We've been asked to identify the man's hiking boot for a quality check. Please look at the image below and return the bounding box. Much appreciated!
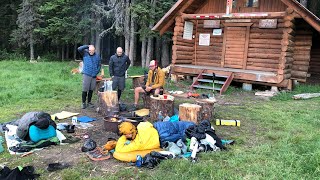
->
[87,102,94,108]
[82,103,87,109]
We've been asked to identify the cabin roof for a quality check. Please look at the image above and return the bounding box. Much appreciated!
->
[152,0,320,34]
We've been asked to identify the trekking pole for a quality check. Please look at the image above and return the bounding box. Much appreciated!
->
[212,73,216,94]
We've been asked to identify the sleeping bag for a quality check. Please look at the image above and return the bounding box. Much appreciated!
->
[115,122,160,153]
[153,121,195,144]
[16,112,56,140]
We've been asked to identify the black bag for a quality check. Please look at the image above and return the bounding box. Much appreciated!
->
[81,139,97,152]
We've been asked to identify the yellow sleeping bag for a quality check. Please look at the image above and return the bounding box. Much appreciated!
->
[113,148,162,162]
[114,121,161,162]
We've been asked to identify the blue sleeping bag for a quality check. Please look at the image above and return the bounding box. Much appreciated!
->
[29,125,57,143]
[153,121,195,143]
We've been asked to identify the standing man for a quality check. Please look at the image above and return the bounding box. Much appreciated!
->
[78,45,101,109]
[134,60,165,109]
[109,47,131,101]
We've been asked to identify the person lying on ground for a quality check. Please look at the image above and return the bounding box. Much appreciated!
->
[115,122,160,153]
[133,60,165,109]
[77,45,102,109]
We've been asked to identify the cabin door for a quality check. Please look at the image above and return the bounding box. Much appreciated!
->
[221,23,252,69]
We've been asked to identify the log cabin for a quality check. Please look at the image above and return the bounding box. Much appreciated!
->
[152,0,320,93]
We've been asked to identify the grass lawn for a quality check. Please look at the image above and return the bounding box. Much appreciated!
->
[0,60,319,179]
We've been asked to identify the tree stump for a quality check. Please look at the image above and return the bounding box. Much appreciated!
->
[179,103,202,124]
[196,100,215,121]
[131,76,144,89]
[149,95,174,121]
[142,94,151,109]
[97,91,119,117]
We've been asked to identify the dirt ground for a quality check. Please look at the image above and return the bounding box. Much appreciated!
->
[18,90,269,178]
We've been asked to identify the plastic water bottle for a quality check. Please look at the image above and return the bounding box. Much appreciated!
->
[0,136,4,153]
[72,116,78,125]
[103,80,107,92]
[136,155,143,167]
[158,111,164,121]
[163,116,170,122]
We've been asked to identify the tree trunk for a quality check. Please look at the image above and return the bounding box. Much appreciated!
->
[73,43,77,60]
[57,46,61,60]
[155,37,161,64]
[179,103,202,124]
[141,38,147,67]
[161,36,170,67]
[66,44,70,60]
[146,36,153,66]
[124,0,130,55]
[61,45,65,61]
[129,0,136,65]
[150,95,174,122]
[29,32,34,60]
[95,32,101,56]
[95,0,102,55]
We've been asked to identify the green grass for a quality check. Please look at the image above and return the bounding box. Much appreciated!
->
[0,60,320,179]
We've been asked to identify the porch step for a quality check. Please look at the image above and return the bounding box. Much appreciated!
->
[202,73,228,78]
[191,70,234,95]
[193,85,221,91]
[198,79,225,84]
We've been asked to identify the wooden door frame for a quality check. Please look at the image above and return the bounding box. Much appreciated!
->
[221,22,253,69]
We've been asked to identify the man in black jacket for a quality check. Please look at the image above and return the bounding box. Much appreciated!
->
[109,47,131,100]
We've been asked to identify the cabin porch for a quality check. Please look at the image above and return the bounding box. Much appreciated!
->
[173,64,290,87]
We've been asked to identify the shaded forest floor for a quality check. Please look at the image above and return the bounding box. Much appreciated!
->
[0,61,319,180]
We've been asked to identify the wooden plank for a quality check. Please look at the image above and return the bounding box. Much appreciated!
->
[249,43,281,49]
[247,53,280,59]
[226,44,246,48]
[246,62,279,69]
[247,58,279,64]
[225,54,244,59]
[249,39,281,45]
[246,66,278,72]
[249,33,283,39]
[248,48,282,54]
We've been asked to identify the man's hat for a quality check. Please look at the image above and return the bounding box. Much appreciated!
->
[149,60,157,67]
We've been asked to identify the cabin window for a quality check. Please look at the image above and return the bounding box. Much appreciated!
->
[245,0,259,7]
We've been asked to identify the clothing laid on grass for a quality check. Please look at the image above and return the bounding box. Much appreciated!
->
[185,120,227,150]
[115,122,160,153]
[5,124,65,155]
[0,166,40,180]
[9,137,60,153]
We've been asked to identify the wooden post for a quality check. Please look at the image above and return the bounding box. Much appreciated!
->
[179,103,202,124]
[149,95,174,121]
[194,20,198,65]
[97,91,119,117]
